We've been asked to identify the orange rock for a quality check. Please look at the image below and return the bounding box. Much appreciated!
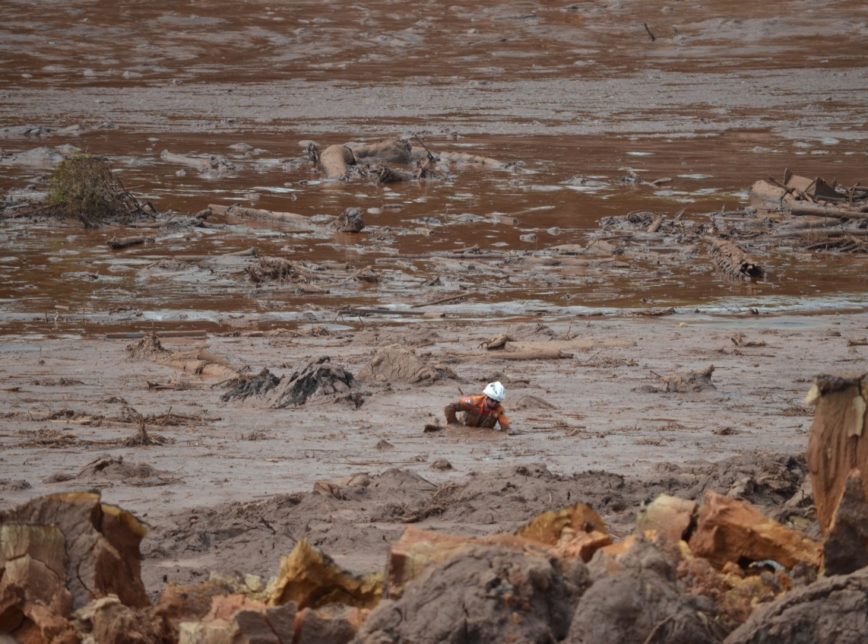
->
[688,491,821,570]
[635,494,697,542]
[266,539,381,610]
[552,527,612,562]
[516,503,606,546]
[385,526,549,598]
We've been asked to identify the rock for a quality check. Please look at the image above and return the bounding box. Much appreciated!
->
[357,344,455,385]
[266,539,381,610]
[294,605,367,644]
[73,595,162,644]
[688,491,821,570]
[178,595,296,643]
[0,492,149,609]
[724,566,868,643]
[517,503,612,562]
[358,544,589,644]
[823,470,868,575]
[0,524,76,642]
[335,207,365,233]
[635,494,697,542]
[565,564,724,644]
[805,374,868,533]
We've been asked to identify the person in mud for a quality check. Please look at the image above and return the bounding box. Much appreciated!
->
[444,381,511,432]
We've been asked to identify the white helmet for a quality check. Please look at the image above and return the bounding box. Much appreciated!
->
[482,381,505,402]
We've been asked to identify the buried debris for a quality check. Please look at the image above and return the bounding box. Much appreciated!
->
[270,357,359,408]
[650,364,716,393]
[246,256,301,284]
[305,135,511,184]
[334,207,365,233]
[357,344,456,385]
[221,368,281,402]
[706,237,764,280]
[43,154,154,228]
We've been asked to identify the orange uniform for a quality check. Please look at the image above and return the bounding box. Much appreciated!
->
[444,395,510,430]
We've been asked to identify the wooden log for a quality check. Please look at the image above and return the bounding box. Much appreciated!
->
[319,144,355,179]
[488,349,573,361]
[208,204,313,231]
[107,236,153,250]
[646,215,665,233]
[787,203,868,220]
[706,237,764,280]
[350,138,412,163]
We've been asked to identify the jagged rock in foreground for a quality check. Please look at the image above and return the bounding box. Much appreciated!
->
[567,541,725,644]
[724,566,868,644]
[356,544,589,644]
[688,491,821,570]
[805,373,868,533]
[0,492,149,610]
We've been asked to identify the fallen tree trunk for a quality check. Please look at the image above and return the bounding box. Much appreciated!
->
[107,236,153,250]
[350,138,412,163]
[705,237,764,280]
[208,204,313,231]
[487,349,574,361]
[788,203,868,220]
[319,144,355,179]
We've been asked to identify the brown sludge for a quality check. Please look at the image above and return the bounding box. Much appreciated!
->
[2,0,868,642]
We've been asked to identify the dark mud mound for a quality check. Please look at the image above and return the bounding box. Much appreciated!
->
[125,333,170,360]
[269,357,358,408]
[45,455,179,487]
[568,542,724,644]
[356,544,589,644]
[357,344,456,385]
[221,368,281,402]
[724,566,868,644]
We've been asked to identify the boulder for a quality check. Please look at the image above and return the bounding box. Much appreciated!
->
[724,566,868,643]
[517,503,612,562]
[688,492,821,570]
[266,539,381,610]
[0,524,76,642]
[294,605,367,644]
[824,470,868,575]
[805,374,868,533]
[0,492,149,609]
[635,495,697,542]
[565,566,724,644]
[358,544,589,644]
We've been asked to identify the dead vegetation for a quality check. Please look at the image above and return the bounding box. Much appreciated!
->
[44,154,154,227]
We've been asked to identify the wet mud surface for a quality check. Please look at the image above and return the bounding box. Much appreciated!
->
[1,0,867,619]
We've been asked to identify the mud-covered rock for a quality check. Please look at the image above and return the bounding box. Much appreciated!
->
[295,605,367,644]
[268,357,357,408]
[357,344,455,385]
[824,471,868,575]
[0,523,76,642]
[221,368,281,402]
[0,492,149,609]
[357,544,589,644]
[335,207,365,233]
[566,565,724,644]
[724,566,868,644]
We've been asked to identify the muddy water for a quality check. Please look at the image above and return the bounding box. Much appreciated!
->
[1,0,866,333]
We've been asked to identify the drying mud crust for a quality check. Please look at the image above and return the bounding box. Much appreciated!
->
[1,1,867,642]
